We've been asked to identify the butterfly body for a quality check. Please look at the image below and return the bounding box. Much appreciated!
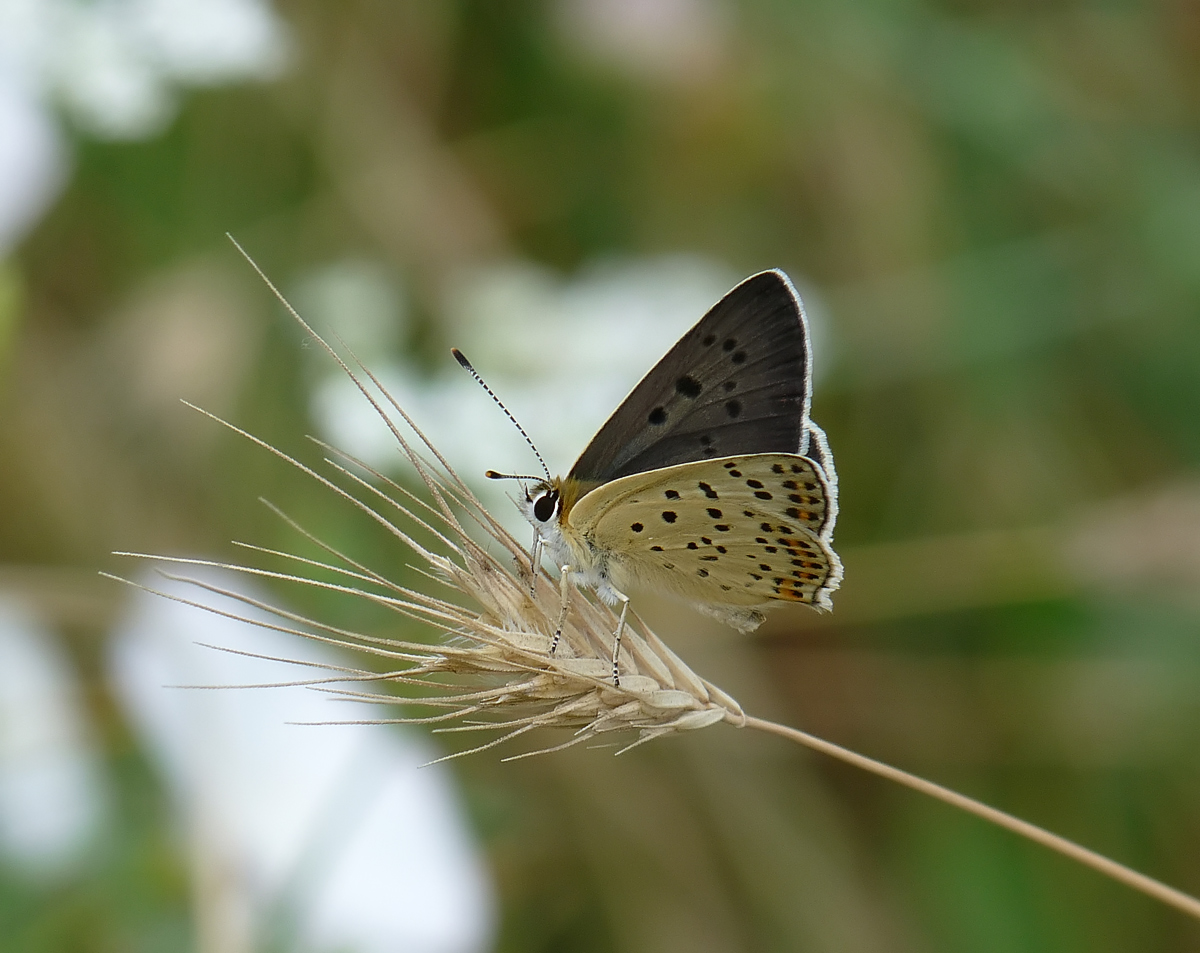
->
[511,269,842,634]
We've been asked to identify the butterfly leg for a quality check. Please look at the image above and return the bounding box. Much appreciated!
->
[610,588,630,687]
[529,532,543,596]
[549,564,573,656]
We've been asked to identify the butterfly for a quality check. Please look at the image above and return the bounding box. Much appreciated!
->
[459,269,841,680]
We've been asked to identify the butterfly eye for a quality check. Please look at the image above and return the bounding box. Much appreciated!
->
[533,490,559,522]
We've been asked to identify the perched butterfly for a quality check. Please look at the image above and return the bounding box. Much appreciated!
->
[456,270,841,679]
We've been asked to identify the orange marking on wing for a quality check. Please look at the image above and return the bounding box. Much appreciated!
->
[772,579,812,603]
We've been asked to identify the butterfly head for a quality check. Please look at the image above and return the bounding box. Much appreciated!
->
[522,480,563,526]
[512,477,571,569]
[513,476,595,571]
[485,467,577,552]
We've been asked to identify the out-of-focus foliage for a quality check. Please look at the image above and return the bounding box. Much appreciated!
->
[2,0,1200,950]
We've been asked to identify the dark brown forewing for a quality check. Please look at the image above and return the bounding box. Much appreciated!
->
[568,270,813,484]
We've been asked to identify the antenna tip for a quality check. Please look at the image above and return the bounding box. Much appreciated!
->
[451,348,473,370]
[484,470,503,479]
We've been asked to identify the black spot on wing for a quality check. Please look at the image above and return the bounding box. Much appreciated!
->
[675,375,702,398]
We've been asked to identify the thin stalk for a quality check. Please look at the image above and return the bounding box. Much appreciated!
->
[740,714,1200,922]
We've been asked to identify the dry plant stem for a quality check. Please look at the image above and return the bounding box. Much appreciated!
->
[740,714,1200,922]
[190,240,1194,918]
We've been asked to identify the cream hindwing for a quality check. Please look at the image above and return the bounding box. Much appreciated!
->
[569,454,842,610]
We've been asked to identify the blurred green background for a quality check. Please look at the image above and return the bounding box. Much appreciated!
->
[2,0,1200,950]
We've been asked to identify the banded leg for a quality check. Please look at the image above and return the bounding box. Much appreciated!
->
[610,588,630,687]
[549,564,572,656]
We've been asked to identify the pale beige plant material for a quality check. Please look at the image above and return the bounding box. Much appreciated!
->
[117,429,744,758]
[110,240,1200,922]
[112,251,744,761]
[120,401,744,760]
